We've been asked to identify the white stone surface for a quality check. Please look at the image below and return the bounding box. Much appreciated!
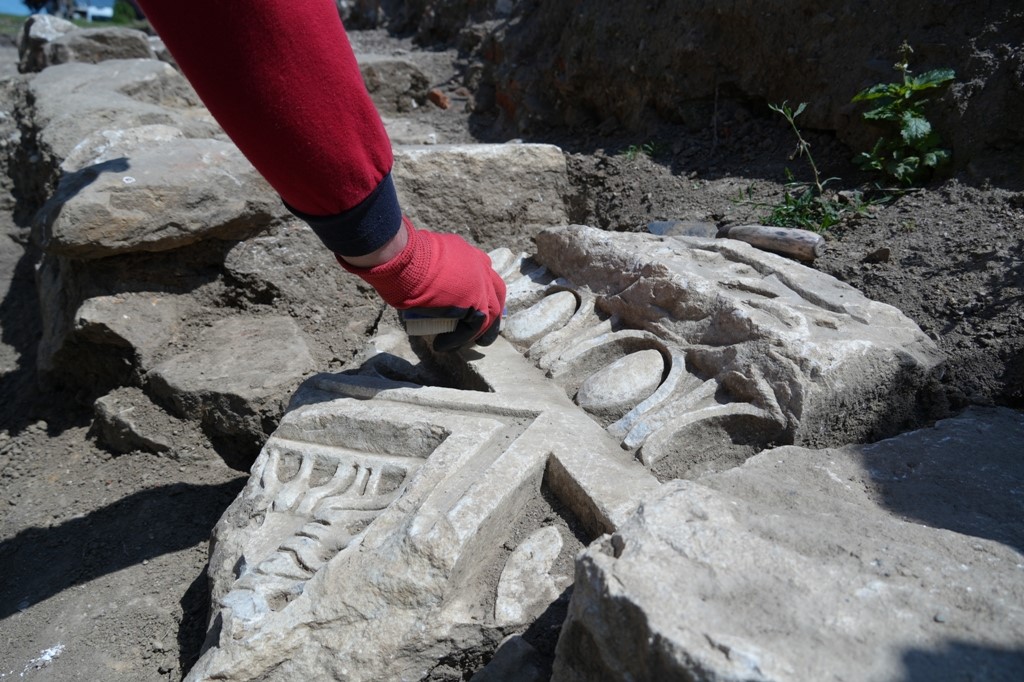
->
[504,290,578,346]
[575,348,665,420]
[553,407,1024,682]
[499,226,944,477]
[495,526,566,626]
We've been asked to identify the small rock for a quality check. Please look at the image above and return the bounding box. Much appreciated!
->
[427,88,451,109]
[862,247,891,264]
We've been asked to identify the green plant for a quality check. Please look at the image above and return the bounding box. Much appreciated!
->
[621,141,658,161]
[761,101,861,232]
[852,42,955,186]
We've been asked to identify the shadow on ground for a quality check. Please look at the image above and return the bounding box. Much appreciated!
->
[899,640,1024,681]
[0,479,245,621]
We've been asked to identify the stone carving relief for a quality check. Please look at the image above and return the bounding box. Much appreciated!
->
[187,226,941,680]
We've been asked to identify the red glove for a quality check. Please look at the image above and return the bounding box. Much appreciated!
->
[338,218,506,351]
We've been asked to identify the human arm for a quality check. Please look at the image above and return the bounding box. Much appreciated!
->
[135,0,504,347]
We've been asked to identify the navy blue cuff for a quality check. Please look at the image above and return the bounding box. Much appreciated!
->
[284,172,403,258]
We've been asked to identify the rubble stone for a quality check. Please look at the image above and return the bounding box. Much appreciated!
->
[93,386,211,460]
[16,14,76,73]
[23,26,155,73]
[358,54,429,113]
[36,137,285,259]
[147,316,317,457]
[392,143,570,252]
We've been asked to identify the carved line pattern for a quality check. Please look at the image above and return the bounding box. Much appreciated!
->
[491,248,786,463]
[224,440,422,619]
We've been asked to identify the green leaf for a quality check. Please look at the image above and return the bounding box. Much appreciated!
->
[852,83,897,102]
[793,102,807,117]
[900,113,932,145]
[863,102,900,122]
[911,68,956,90]
[922,148,951,168]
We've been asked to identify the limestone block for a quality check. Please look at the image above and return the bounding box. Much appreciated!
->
[392,143,570,252]
[186,334,660,681]
[93,386,212,460]
[493,226,944,478]
[24,26,155,73]
[16,14,76,74]
[35,137,285,258]
[358,54,429,113]
[28,59,212,167]
[74,292,186,365]
[147,316,317,457]
[552,407,1024,682]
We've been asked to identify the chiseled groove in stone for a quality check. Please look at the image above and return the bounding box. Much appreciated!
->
[528,293,600,364]
[504,289,579,346]
[309,372,547,419]
[608,350,690,439]
[504,263,556,310]
[621,379,719,449]
[490,246,777,467]
[637,401,779,468]
[238,445,419,597]
[547,329,669,395]
[487,247,521,278]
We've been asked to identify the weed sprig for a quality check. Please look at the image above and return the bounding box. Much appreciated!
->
[761,102,865,233]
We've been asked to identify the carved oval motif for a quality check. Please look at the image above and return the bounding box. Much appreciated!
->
[576,349,665,419]
[504,290,578,345]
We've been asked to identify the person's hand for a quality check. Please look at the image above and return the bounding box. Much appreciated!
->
[338,217,506,351]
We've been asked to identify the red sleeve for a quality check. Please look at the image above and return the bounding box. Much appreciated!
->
[136,0,401,255]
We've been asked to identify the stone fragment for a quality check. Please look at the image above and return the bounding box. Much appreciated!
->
[36,137,285,258]
[392,144,570,252]
[575,349,665,421]
[552,407,1024,682]
[23,26,155,73]
[185,225,949,680]
[16,14,76,73]
[93,386,210,460]
[494,526,566,627]
[186,335,660,681]
[147,316,317,458]
[501,226,944,477]
[74,292,188,371]
[358,54,428,113]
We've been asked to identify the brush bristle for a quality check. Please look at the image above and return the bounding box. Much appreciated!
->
[404,317,459,336]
